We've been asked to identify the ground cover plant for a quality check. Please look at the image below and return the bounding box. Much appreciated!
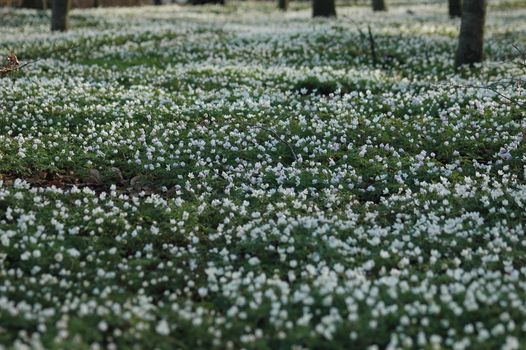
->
[1,0,526,348]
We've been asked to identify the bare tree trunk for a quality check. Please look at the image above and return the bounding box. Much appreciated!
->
[278,0,288,11]
[154,0,162,4]
[455,0,486,67]
[191,0,224,4]
[21,0,45,8]
[372,0,386,11]
[51,0,70,32]
[449,0,461,18]
[312,0,336,17]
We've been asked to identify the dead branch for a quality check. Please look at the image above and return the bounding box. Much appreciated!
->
[235,120,298,163]
[451,83,525,107]
[367,25,378,67]
[450,44,526,109]
[0,42,81,78]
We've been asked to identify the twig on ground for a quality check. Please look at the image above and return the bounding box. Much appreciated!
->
[0,42,81,77]
[343,16,381,67]
[367,25,378,67]
[235,120,298,163]
[451,83,525,107]
[511,44,526,69]
[450,44,526,109]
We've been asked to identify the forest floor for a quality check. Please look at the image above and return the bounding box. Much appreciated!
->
[1,1,526,348]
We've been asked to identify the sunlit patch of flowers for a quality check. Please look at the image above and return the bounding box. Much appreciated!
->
[1,1,526,348]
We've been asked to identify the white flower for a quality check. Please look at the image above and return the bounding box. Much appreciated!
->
[98,321,108,332]
[67,248,81,258]
[156,319,170,335]
[248,257,260,266]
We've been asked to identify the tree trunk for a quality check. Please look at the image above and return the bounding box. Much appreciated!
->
[455,0,486,67]
[191,0,225,4]
[51,0,70,32]
[154,0,162,4]
[21,0,45,8]
[312,0,336,17]
[372,0,386,12]
[278,0,288,11]
[449,0,462,18]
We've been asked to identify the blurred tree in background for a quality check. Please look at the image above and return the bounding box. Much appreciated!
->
[312,0,336,17]
[191,0,224,4]
[456,0,486,66]
[372,0,386,11]
[449,0,462,18]
[51,0,70,30]
[20,0,49,8]
[278,0,288,11]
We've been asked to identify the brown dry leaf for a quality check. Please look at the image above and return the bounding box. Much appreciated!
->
[0,52,20,77]
[6,53,20,68]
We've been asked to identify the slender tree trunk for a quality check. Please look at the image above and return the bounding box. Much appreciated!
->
[278,0,288,11]
[455,0,486,67]
[51,0,70,32]
[154,0,162,4]
[449,0,462,18]
[312,0,336,17]
[372,0,386,12]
